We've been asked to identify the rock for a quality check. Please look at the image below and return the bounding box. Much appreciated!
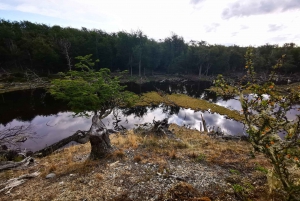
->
[46,173,56,179]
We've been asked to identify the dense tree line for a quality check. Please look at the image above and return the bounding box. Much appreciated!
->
[0,19,299,76]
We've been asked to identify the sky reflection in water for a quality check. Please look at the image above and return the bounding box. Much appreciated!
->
[1,82,299,152]
[1,106,245,152]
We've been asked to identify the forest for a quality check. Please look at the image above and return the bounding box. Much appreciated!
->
[0,19,300,77]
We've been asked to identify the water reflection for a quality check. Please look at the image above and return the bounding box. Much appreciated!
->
[215,96,242,111]
[1,104,245,151]
[1,81,298,151]
[124,81,216,100]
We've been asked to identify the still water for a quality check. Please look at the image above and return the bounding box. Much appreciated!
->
[0,81,245,151]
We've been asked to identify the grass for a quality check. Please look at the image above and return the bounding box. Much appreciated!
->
[135,91,244,122]
[0,124,295,201]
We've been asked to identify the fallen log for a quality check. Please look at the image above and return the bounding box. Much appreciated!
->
[0,157,34,171]
[34,130,89,157]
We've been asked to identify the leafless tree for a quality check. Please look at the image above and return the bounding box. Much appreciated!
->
[0,124,36,147]
[58,39,72,71]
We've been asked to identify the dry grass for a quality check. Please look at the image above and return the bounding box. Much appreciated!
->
[0,125,286,201]
[110,149,126,159]
[111,130,141,149]
[133,154,142,163]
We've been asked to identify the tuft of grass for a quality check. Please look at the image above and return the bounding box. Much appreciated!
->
[111,149,126,159]
[230,169,241,175]
[255,164,268,174]
[195,153,206,163]
[48,163,57,173]
[168,149,177,160]
[94,173,104,181]
[232,184,244,193]
[111,131,142,149]
[133,154,142,163]
[188,152,198,159]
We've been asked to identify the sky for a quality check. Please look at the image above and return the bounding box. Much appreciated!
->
[0,0,300,46]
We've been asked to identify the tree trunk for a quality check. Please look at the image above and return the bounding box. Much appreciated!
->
[88,114,112,159]
[35,114,112,159]
[138,59,141,77]
[198,64,202,78]
[59,39,72,71]
[129,56,133,77]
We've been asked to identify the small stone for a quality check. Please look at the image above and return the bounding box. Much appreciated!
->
[46,173,56,179]
[59,181,64,185]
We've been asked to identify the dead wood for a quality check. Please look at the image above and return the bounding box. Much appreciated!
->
[0,171,40,194]
[34,130,89,157]
[0,157,34,171]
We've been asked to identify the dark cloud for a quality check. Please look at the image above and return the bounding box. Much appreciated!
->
[222,0,300,19]
[205,23,220,33]
[190,0,206,5]
[268,24,284,32]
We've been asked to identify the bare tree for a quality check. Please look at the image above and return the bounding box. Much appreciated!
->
[58,39,72,71]
[0,124,36,147]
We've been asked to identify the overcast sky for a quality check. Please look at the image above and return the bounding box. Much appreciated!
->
[1,0,300,46]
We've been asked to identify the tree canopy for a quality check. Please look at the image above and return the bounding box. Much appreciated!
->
[1,19,300,76]
[49,55,134,117]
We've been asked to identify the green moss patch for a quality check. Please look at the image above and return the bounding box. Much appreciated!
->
[135,92,243,122]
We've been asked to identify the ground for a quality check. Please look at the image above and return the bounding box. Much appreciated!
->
[0,125,289,201]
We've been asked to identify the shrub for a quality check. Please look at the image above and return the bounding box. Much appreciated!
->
[214,47,300,200]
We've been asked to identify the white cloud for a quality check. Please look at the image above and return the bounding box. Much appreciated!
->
[0,0,299,46]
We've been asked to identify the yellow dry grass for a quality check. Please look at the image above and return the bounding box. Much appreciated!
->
[0,125,288,201]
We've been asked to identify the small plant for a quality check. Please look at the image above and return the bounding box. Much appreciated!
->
[195,153,206,163]
[232,184,244,193]
[230,169,240,175]
[255,164,268,174]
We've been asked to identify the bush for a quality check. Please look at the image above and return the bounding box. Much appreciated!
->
[214,47,300,200]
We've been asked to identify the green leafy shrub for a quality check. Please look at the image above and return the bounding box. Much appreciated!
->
[214,47,300,200]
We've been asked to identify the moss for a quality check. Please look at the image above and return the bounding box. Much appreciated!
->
[134,91,167,106]
[135,92,244,122]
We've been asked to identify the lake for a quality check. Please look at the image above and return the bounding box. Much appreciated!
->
[0,81,247,151]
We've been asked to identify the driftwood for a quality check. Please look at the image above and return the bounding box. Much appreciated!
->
[0,171,40,194]
[134,118,177,139]
[0,157,34,171]
[34,130,89,157]
[207,128,248,141]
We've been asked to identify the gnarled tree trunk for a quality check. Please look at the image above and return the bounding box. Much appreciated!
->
[35,114,113,159]
[88,114,112,159]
